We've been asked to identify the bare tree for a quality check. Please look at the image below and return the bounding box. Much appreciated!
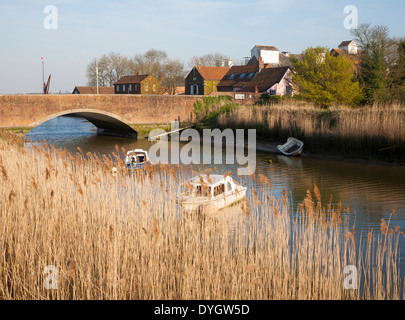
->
[87,52,131,86]
[187,53,230,68]
[129,49,168,79]
[129,49,186,94]
[86,49,186,94]
[162,58,186,94]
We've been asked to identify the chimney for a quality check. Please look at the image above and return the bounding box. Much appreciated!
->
[258,56,264,70]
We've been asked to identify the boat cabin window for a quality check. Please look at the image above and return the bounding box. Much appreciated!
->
[213,183,225,197]
[195,185,211,197]
[227,182,233,192]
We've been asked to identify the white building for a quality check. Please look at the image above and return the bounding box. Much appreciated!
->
[250,45,280,65]
[338,40,358,55]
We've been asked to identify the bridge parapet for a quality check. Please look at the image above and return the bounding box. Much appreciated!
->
[0,94,201,137]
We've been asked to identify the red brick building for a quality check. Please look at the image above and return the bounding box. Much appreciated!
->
[114,75,161,94]
[185,66,230,95]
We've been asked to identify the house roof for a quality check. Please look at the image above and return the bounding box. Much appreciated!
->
[114,75,151,84]
[195,66,230,80]
[217,64,260,88]
[254,45,279,51]
[73,86,114,94]
[330,48,362,61]
[237,66,290,92]
[338,40,356,47]
[270,53,303,68]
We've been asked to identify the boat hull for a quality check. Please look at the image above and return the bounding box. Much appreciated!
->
[277,137,304,156]
[177,187,247,213]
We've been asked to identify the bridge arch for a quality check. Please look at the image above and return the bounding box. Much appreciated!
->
[29,109,138,138]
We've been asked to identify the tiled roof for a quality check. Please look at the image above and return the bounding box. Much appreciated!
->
[238,66,290,92]
[330,48,362,62]
[216,64,259,89]
[195,66,230,80]
[73,86,114,94]
[338,40,355,47]
[270,53,303,68]
[114,75,150,84]
[254,45,279,51]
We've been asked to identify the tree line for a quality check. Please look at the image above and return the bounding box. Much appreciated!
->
[86,50,230,95]
[290,23,405,106]
[87,23,404,105]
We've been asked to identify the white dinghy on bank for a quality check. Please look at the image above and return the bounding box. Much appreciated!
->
[277,137,304,156]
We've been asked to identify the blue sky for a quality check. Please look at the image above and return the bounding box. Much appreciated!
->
[1,0,404,94]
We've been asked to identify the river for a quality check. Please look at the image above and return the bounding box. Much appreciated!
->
[26,116,405,272]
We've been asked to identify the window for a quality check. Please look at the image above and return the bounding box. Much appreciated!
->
[227,182,233,192]
[122,85,126,92]
[153,84,156,91]
[269,89,276,96]
[213,184,225,197]
[135,84,138,91]
[116,85,119,92]
[286,86,292,95]
[229,73,236,79]
[247,72,255,79]
[129,84,132,91]
[144,84,148,91]
[238,73,246,79]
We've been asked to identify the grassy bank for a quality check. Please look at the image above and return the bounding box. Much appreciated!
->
[2,127,32,136]
[214,102,405,163]
[0,129,403,299]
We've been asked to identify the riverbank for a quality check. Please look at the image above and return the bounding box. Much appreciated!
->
[1,126,32,136]
[196,99,405,165]
[253,138,405,167]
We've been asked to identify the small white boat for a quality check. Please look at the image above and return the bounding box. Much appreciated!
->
[277,137,304,156]
[125,149,149,170]
[176,174,247,212]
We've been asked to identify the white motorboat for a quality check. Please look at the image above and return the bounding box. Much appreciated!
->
[277,137,304,156]
[125,149,149,170]
[176,174,247,212]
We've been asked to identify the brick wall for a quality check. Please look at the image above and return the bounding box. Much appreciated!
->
[0,94,202,128]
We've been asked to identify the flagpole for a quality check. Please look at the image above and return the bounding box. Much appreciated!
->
[95,57,99,95]
[41,57,44,93]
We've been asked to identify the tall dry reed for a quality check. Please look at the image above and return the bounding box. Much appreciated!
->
[0,130,403,299]
[217,102,405,162]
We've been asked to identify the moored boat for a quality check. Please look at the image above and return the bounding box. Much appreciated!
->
[125,149,149,170]
[176,174,247,212]
[277,137,304,156]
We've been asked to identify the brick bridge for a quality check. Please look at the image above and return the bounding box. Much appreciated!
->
[0,94,203,138]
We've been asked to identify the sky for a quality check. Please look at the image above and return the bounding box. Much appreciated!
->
[1,0,404,94]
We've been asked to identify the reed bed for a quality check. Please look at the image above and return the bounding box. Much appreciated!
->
[217,102,405,162]
[0,130,403,299]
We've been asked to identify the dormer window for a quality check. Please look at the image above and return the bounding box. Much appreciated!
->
[238,73,246,79]
[229,73,236,79]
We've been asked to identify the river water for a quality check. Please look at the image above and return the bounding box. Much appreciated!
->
[26,116,405,272]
